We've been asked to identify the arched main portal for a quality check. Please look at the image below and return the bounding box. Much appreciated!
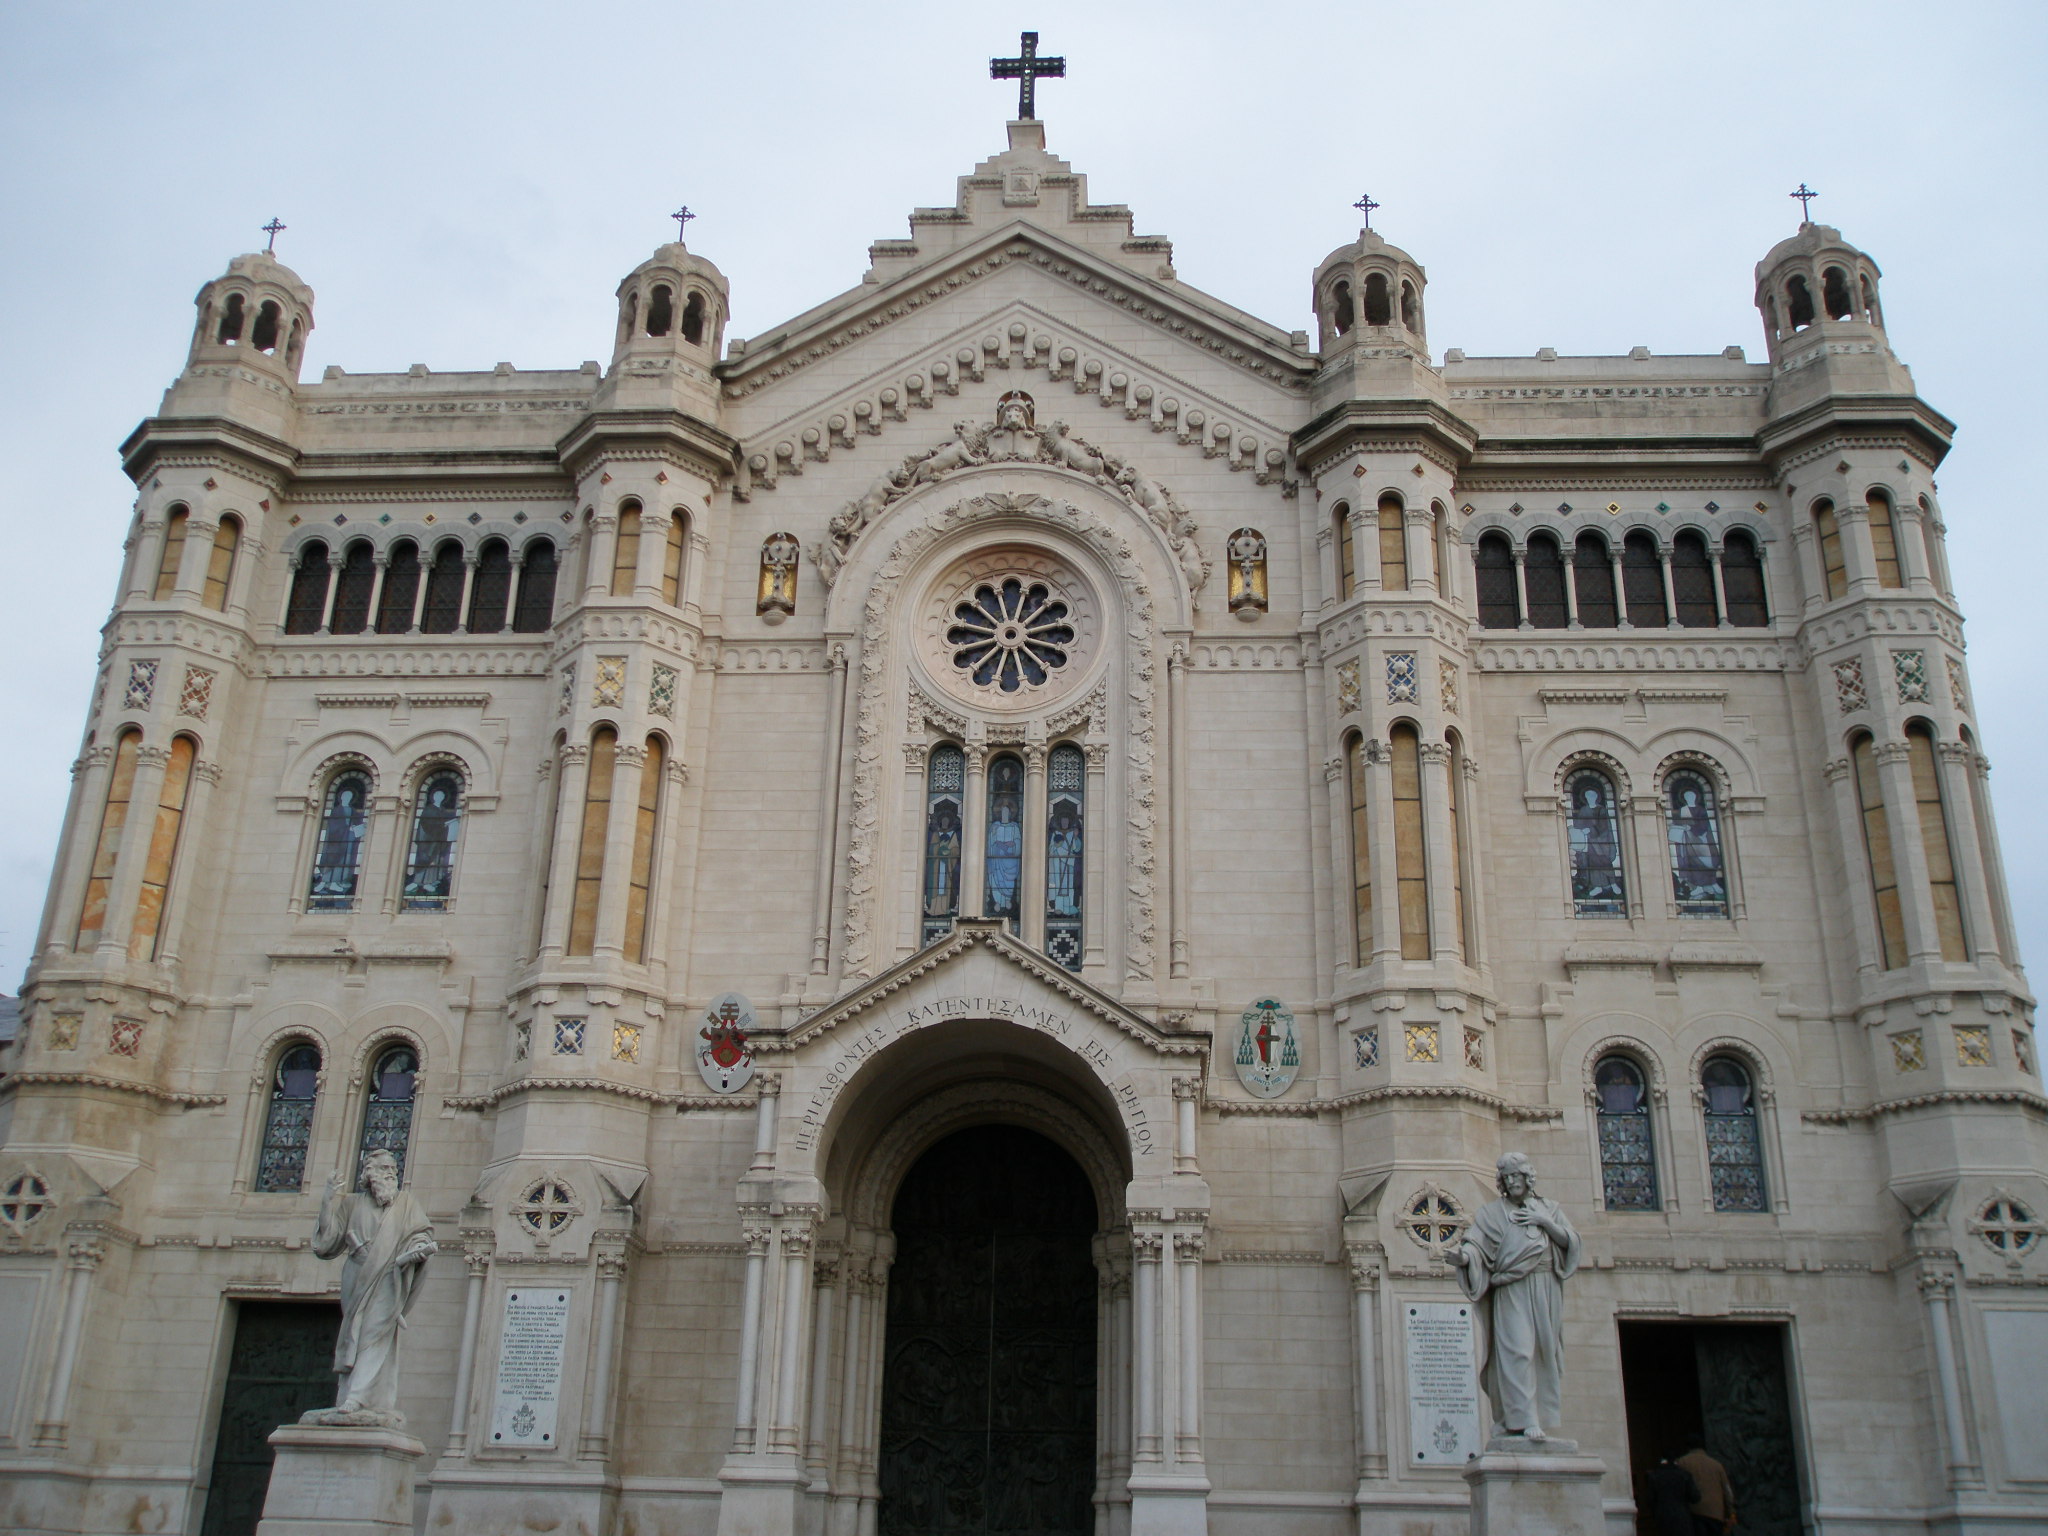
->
[879,1124,1098,1535]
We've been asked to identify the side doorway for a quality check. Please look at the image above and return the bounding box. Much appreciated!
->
[1618,1320,1805,1536]
[199,1300,341,1536]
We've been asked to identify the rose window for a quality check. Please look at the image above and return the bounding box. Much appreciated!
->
[947,578,1075,693]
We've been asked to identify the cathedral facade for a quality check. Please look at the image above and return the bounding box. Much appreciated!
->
[0,112,2042,1536]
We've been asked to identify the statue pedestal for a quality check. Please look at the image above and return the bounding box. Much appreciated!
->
[255,1423,425,1536]
[1462,1439,1607,1536]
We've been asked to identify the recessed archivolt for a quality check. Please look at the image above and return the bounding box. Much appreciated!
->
[1581,1031,1669,1103]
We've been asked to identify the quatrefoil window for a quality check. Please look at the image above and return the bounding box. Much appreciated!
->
[947,578,1074,693]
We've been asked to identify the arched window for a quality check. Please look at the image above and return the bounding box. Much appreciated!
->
[1573,532,1618,627]
[285,543,332,633]
[130,734,196,960]
[1850,733,1905,970]
[377,541,421,632]
[1331,280,1354,335]
[251,300,281,353]
[1865,490,1904,589]
[1524,533,1568,628]
[1428,504,1446,590]
[1701,1056,1768,1212]
[216,293,246,344]
[1565,766,1626,917]
[1621,532,1665,627]
[1391,723,1429,959]
[1474,533,1519,628]
[1665,769,1729,917]
[1345,733,1373,967]
[76,728,142,948]
[1721,531,1769,625]
[329,541,377,634]
[467,538,512,633]
[1906,721,1968,960]
[1822,266,1854,321]
[308,768,372,911]
[1334,503,1356,599]
[254,1043,321,1192]
[356,1044,418,1182]
[1400,280,1418,330]
[984,754,1024,931]
[1671,531,1717,626]
[154,507,189,599]
[625,735,665,963]
[512,539,558,632]
[202,515,241,611]
[611,503,642,596]
[1594,1056,1659,1211]
[568,727,617,956]
[1045,743,1085,971]
[1786,274,1815,330]
[681,291,707,345]
[661,515,686,606]
[1446,732,1469,961]
[645,284,674,337]
[1378,496,1409,592]
[420,541,465,633]
[921,744,965,946]
[1363,272,1392,326]
[401,767,463,911]
[1813,500,1847,600]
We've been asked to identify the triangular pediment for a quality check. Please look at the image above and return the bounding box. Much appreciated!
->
[781,920,1205,1059]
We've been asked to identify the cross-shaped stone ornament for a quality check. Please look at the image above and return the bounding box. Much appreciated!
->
[990,31,1065,120]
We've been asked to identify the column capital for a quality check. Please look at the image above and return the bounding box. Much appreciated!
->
[596,1249,630,1282]
[1822,757,1852,784]
[1172,1230,1206,1261]
[1873,740,1913,767]
[1343,1241,1382,1292]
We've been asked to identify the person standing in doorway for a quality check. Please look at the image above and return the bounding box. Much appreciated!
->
[1643,1452,1700,1536]
[1677,1442,1737,1534]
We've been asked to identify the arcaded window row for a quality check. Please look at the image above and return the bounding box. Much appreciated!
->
[1471,528,1769,630]
[1593,1051,1769,1213]
[255,1039,418,1194]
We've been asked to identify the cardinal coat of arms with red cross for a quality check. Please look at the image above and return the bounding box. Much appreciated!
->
[1232,997,1299,1099]
[697,992,756,1094]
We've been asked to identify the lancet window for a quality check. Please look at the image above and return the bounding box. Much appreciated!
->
[661,516,687,606]
[130,734,196,960]
[202,515,241,612]
[1045,744,1085,970]
[421,541,465,633]
[1721,531,1768,625]
[1664,768,1729,918]
[377,541,421,632]
[1565,765,1626,917]
[921,745,965,946]
[1334,503,1356,599]
[76,728,141,948]
[1813,500,1847,600]
[512,539,558,632]
[254,1042,321,1193]
[1475,533,1518,627]
[1572,532,1618,627]
[1446,732,1470,961]
[1850,732,1905,969]
[154,508,189,599]
[1594,1055,1660,1211]
[1672,532,1718,626]
[1621,531,1664,627]
[1345,733,1373,967]
[1701,1056,1768,1212]
[283,541,331,633]
[1378,496,1409,592]
[1906,721,1968,960]
[1866,490,1904,589]
[568,727,617,956]
[401,768,463,911]
[625,735,665,963]
[467,538,512,632]
[984,754,1025,931]
[356,1044,418,1182]
[308,767,372,911]
[611,503,642,597]
[330,541,376,634]
[1390,723,1429,959]
[1524,533,1568,627]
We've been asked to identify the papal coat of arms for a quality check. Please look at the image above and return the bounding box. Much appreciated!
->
[697,993,756,1094]
[1233,997,1299,1098]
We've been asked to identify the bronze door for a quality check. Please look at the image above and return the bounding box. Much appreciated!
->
[200,1301,341,1536]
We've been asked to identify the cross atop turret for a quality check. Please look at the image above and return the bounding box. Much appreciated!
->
[990,31,1065,120]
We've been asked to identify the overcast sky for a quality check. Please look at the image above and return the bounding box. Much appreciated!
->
[0,2,2041,993]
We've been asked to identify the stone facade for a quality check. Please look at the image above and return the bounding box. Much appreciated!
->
[0,117,2042,1536]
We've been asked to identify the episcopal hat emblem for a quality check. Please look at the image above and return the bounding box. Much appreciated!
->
[697,992,756,1094]
[1233,997,1299,1098]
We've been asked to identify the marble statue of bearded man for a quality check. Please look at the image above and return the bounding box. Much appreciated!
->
[1448,1151,1582,1442]
[306,1148,437,1425]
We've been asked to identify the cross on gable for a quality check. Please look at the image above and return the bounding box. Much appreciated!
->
[990,31,1065,121]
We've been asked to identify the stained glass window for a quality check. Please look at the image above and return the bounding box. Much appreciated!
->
[947,579,1073,693]
[1474,533,1519,628]
[1565,767,1626,917]
[1672,532,1718,626]
[1524,533,1568,628]
[1346,734,1372,967]
[1813,500,1847,600]
[1866,490,1903,589]
[1045,744,1085,971]
[202,515,240,612]
[662,516,687,606]
[1721,531,1769,626]
[77,729,141,949]
[568,728,617,956]
[1377,496,1408,591]
[611,503,642,596]
[155,506,189,599]
[1907,722,1969,961]
[255,1043,321,1193]
[1446,735,1469,960]
[1335,504,1356,599]
[1851,733,1905,970]
[402,769,463,911]
[130,735,196,960]
[356,1044,417,1183]
[1702,1056,1768,1212]
[1594,1056,1659,1211]
[1573,532,1618,627]
[625,736,664,962]
[1391,724,1430,960]
[283,540,331,633]
[466,538,512,633]
[307,769,372,911]
[984,754,1024,931]
[921,745,964,947]
[329,541,376,634]
[420,541,465,633]
[1665,770,1729,917]
[1621,532,1665,627]
[512,539,557,632]
[377,541,421,632]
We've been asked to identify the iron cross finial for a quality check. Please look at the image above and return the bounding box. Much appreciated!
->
[1790,183,1818,225]
[1352,193,1380,229]
[671,205,695,241]
[261,217,287,254]
[990,31,1066,121]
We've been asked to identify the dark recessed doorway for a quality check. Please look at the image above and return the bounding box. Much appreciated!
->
[878,1123,1099,1536]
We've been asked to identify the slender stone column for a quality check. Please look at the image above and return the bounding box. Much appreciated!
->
[1083,744,1108,970]
[732,1217,772,1453]
[1512,549,1532,630]
[408,556,429,632]
[1658,549,1679,627]
[32,1237,104,1448]
[1562,554,1582,628]
[1609,548,1631,628]
[1345,1244,1385,1478]
[1710,547,1732,628]
[444,1243,491,1455]
[591,742,647,960]
[960,746,988,921]
[1167,644,1191,977]
[1172,1227,1204,1464]
[898,742,928,958]
[1131,1225,1163,1464]
[1023,744,1050,951]
[770,1224,815,1452]
[857,1240,895,1536]
[751,1074,780,1172]
[584,516,618,603]
[1919,1271,1982,1487]
[1407,508,1439,596]
[537,743,590,962]
[805,1252,840,1479]
[1420,742,1462,965]
[452,553,479,634]
[154,759,221,967]
[579,1249,628,1458]
[1172,1078,1200,1175]
[1874,739,1944,965]
[317,551,344,632]
[365,553,390,633]
[1820,757,1884,977]
[833,1251,868,1509]
[43,745,114,958]
[1937,741,2001,963]
[811,644,851,973]
[94,744,170,960]
[1323,754,1356,974]
[1352,504,1380,591]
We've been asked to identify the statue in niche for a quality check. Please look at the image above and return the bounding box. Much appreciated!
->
[1448,1152,1582,1444]
[758,531,800,621]
[1227,527,1268,616]
[987,390,1039,460]
[304,1149,437,1426]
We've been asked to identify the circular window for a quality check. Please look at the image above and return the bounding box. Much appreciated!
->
[1401,1186,1466,1255]
[1972,1195,2044,1257]
[0,1173,52,1236]
[947,577,1074,692]
[920,547,1098,710]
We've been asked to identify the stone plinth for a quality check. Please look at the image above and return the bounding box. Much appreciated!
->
[1462,1440,1606,1536]
[255,1423,426,1536]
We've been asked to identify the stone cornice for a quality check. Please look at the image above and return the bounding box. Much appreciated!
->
[0,1071,227,1108]
[120,416,301,488]
[441,1075,758,1112]
[555,408,741,486]
[1757,393,1955,471]
[1291,399,1478,477]
[1209,1083,1564,1121]
[1802,1088,2048,1125]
